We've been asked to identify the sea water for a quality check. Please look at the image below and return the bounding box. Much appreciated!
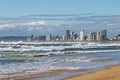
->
[0,41,120,79]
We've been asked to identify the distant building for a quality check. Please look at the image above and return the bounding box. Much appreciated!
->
[92,32,97,41]
[39,36,46,41]
[27,35,46,42]
[80,29,84,41]
[71,31,74,41]
[101,30,107,40]
[96,32,101,41]
[27,34,34,41]
[46,34,52,41]
[62,35,66,41]
[117,34,120,40]
[74,34,78,41]
[66,30,71,41]
[55,35,60,41]
[87,32,93,41]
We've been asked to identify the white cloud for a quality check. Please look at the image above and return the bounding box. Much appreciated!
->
[0,14,120,36]
[107,24,114,26]
[0,24,15,30]
[28,27,34,31]
[24,21,46,26]
[0,20,47,30]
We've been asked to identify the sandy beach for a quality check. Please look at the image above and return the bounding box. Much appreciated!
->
[64,65,120,80]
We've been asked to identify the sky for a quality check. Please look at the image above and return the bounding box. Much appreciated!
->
[0,0,120,37]
[0,0,120,17]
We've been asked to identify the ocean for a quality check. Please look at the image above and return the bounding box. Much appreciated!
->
[0,41,120,79]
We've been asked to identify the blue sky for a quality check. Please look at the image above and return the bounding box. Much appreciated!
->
[0,0,120,17]
[0,0,120,37]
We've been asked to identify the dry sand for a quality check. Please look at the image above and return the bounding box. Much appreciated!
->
[64,66,120,80]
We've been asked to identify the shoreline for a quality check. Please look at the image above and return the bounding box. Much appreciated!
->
[1,61,120,80]
[63,65,120,80]
[1,65,120,80]
[0,69,84,80]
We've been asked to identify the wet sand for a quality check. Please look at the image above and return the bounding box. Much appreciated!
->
[0,69,83,80]
[64,65,120,80]
[1,66,120,80]
[1,57,120,80]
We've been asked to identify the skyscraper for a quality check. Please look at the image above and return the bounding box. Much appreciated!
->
[71,31,74,41]
[62,35,66,41]
[46,34,52,41]
[92,32,97,41]
[101,30,107,40]
[96,32,101,41]
[80,29,84,41]
[87,32,93,41]
[66,30,71,41]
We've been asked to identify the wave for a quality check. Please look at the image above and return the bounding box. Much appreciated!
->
[0,41,120,60]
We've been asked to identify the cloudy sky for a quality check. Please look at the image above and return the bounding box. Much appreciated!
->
[0,0,120,37]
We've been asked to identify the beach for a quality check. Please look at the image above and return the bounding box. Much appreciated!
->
[1,65,120,80]
[64,65,120,80]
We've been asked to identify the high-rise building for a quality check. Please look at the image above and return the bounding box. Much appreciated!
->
[66,30,71,41]
[71,31,74,41]
[92,32,97,41]
[46,34,52,41]
[80,29,84,41]
[117,34,120,40]
[87,32,93,41]
[62,35,66,41]
[101,30,107,40]
[96,32,101,41]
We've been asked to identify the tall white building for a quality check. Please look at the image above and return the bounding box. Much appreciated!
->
[80,30,84,41]
[96,32,101,41]
[46,34,52,41]
[62,35,66,41]
[87,32,93,41]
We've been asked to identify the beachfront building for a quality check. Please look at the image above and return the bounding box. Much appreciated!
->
[96,32,101,41]
[117,34,120,40]
[66,30,71,41]
[71,31,74,41]
[62,35,66,41]
[46,34,52,41]
[92,32,97,41]
[101,29,107,40]
[86,30,107,42]
[87,32,93,41]
[80,30,84,41]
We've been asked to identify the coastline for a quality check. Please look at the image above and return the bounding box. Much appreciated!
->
[63,65,120,80]
[0,69,83,80]
[1,56,120,80]
[1,65,120,80]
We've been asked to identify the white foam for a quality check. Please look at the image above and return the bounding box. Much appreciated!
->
[0,41,120,52]
[0,41,120,78]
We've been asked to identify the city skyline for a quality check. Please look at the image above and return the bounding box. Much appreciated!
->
[0,0,120,37]
[26,29,119,42]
